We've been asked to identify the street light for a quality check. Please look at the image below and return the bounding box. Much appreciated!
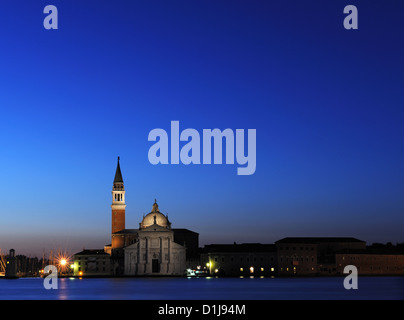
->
[206,261,212,275]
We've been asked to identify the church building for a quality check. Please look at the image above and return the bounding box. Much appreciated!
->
[123,200,187,275]
[97,157,198,276]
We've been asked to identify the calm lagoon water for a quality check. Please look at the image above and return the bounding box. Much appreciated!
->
[0,276,403,300]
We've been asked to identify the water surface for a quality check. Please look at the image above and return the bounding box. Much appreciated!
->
[0,276,403,300]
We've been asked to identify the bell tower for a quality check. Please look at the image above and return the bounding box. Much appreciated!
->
[111,156,126,248]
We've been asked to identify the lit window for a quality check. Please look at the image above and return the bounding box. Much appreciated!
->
[271,268,274,272]
[260,268,264,272]
[250,266,254,273]
[240,268,243,272]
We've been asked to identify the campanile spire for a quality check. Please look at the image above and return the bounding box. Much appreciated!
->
[111,156,126,247]
[114,156,124,186]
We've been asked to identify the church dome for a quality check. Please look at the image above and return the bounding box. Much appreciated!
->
[140,200,171,229]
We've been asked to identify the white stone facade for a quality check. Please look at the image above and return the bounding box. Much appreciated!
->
[124,225,186,276]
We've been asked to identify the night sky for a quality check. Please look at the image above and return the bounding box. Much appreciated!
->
[0,1,403,256]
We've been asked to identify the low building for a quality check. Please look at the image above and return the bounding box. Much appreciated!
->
[276,241,318,275]
[201,243,277,277]
[275,237,366,275]
[336,248,404,275]
[72,250,112,277]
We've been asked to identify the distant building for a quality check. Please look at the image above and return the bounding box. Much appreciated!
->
[5,249,18,279]
[336,246,404,275]
[201,243,277,276]
[275,237,366,275]
[274,237,404,276]
[198,239,404,277]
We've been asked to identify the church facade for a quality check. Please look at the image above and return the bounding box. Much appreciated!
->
[123,204,186,275]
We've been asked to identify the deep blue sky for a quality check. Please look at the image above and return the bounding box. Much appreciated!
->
[0,1,403,256]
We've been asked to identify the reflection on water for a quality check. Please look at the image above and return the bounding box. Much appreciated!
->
[0,276,403,300]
